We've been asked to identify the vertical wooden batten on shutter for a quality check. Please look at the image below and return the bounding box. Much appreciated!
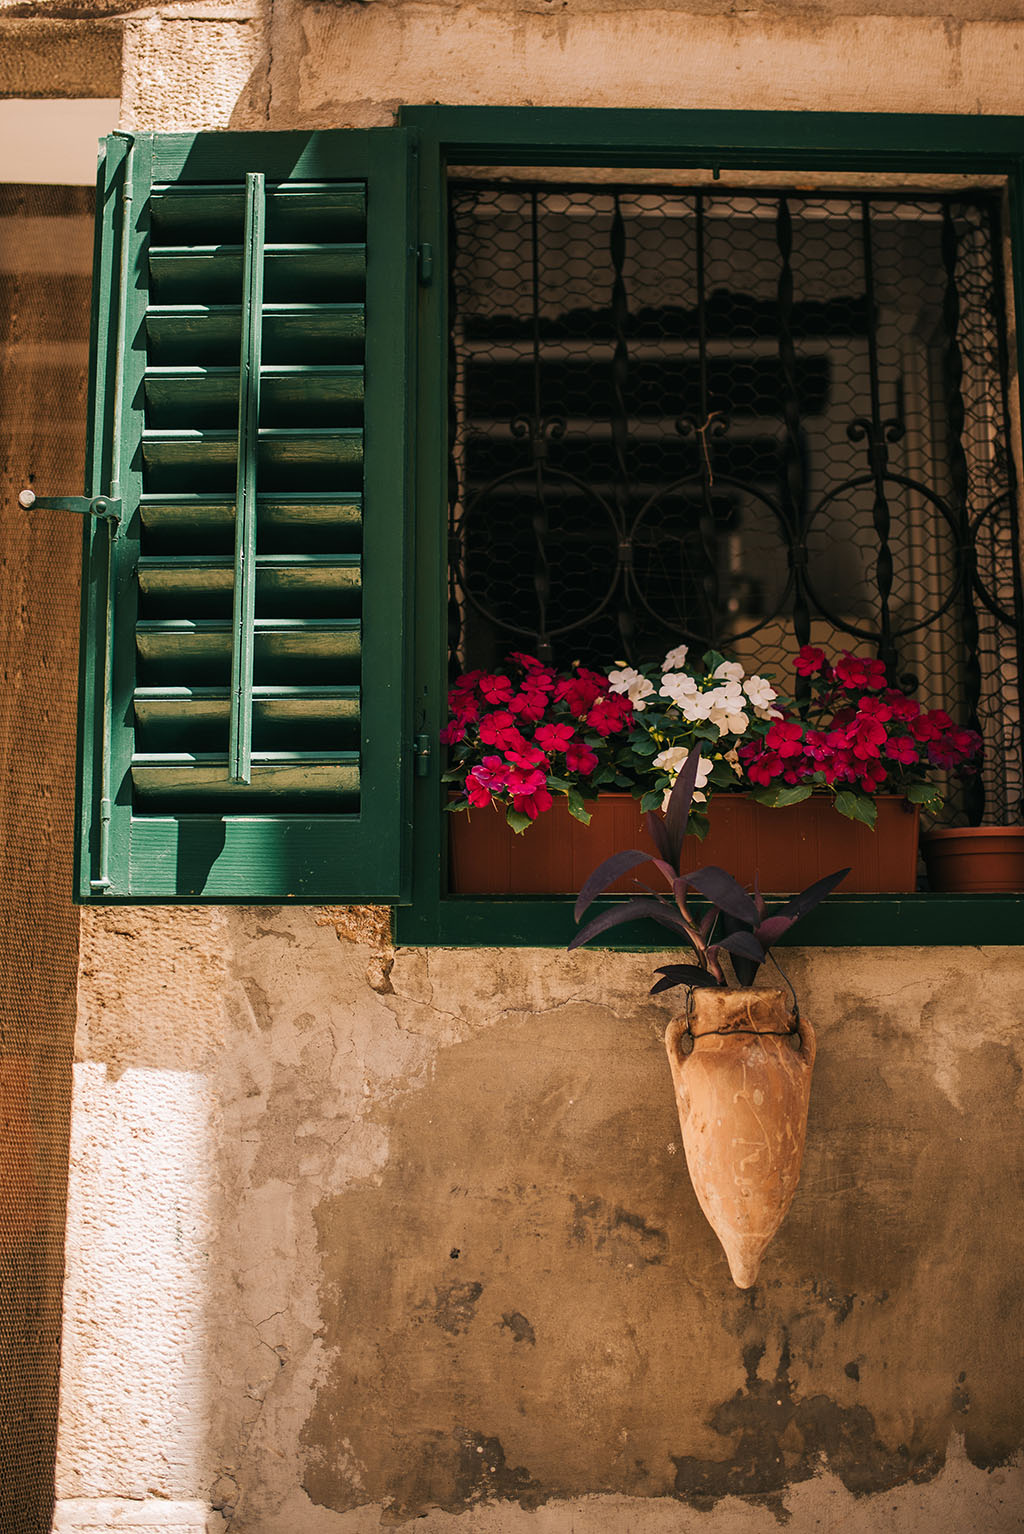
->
[78,131,414,899]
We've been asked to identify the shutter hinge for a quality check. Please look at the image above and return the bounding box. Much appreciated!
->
[414,733,432,776]
[417,243,434,285]
[19,489,122,530]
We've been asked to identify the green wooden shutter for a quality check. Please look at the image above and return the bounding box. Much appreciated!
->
[76,130,414,900]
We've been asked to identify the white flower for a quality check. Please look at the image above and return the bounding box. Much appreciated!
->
[713,660,745,684]
[742,673,783,722]
[743,674,777,709]
[663,643,690,671]
[660,672,700,706]
[703,684,749,736]
[709,706,750,737]
[609,666,656,711]
[654,746,713,810]
[607,665,638,695]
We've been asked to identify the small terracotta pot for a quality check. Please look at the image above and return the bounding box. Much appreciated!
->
[921,826,1024,892]
[665,988,815,1289]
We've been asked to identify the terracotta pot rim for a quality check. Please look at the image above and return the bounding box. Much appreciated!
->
[687,986,797,1037]
[922,826,1024,842]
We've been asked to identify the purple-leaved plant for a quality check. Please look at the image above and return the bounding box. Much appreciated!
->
[568,742,849,992]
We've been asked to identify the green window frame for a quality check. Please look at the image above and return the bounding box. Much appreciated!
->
[74,108,1024,940]
[395,106,1024,947]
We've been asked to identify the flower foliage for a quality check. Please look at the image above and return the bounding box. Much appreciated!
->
[738,645,984,827]
[441,653,634,832]
[442,641,984,834]
[606,643,783,833]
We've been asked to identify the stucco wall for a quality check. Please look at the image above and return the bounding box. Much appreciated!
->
[1,0,1022,1529]
[55,913,1024,1531]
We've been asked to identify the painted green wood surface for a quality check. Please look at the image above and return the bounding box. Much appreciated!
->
[79,128,415,899]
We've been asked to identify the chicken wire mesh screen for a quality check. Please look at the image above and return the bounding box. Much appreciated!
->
[0,183,89,1533]
[447,180,1024,826]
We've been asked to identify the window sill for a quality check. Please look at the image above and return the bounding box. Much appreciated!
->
[394,893,1024,948]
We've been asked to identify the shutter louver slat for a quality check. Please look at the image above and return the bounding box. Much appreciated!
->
[131,166,371,813]
[228,169,264,784]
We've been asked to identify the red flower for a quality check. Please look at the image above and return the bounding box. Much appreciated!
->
[478,712,527,752]
[848,716,888,760]
[586,696,632,737]
[466,755,508,806]
[858,696,893,724]
[439,720,466,745]
[479,673,514,705]
[884,736,919,764]
[835,653,887,692]
[509,686,550,721]
[535,722,575,753]
[794,645,827,676]
[452,670,483,694]
[766,720,805,758]
[565,742,598,775]
[883,689,921,721]
[554,675,602,715]
[504,742,549,771]
[508,653,556,685]
[928,727,983,769]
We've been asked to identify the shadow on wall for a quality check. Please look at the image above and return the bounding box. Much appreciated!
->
[0,182,93,1534]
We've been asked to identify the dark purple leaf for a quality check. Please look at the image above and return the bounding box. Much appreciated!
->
[644,808,672,863]
[568,897,695,952]
[574,849,654,922]
[752,875,767,923]
[716,929,766,962]
[699,906,718,940]
[649,965,723,996]
[685,865,760,924]
[753,914,795,949]
[776,866,850,924]
[664,742,704,865]
[729,952,760,987]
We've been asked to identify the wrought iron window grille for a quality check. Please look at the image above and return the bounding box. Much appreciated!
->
[446,179,1024,825]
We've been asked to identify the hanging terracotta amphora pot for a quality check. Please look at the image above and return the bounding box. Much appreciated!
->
[664,987,815,1289]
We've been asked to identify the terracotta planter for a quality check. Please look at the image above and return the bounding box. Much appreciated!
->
[921,826,1024,892]
[664,988,815,1289]
[448,792,919,894]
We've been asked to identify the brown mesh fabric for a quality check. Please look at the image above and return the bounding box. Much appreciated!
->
[0,183,90,1534]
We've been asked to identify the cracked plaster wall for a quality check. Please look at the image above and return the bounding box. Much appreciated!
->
[10,0,1022,1529]
[55,908,1024,1531]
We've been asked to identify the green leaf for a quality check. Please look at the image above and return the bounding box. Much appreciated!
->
[906,782,940,806]
[750,784,784,807]
[709,759,739,786]
[629,734,661,757]
[702,649,727,673]
[640,788,663,812]
[774,784,814,807]
[444,798,470,814]
[834,790,877,828]
[567,788,591,825]
[545,775,572,793]
[688,810,710,841]
[505,809,532,834]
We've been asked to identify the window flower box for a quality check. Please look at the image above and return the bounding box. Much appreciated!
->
[449,792,920,895]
